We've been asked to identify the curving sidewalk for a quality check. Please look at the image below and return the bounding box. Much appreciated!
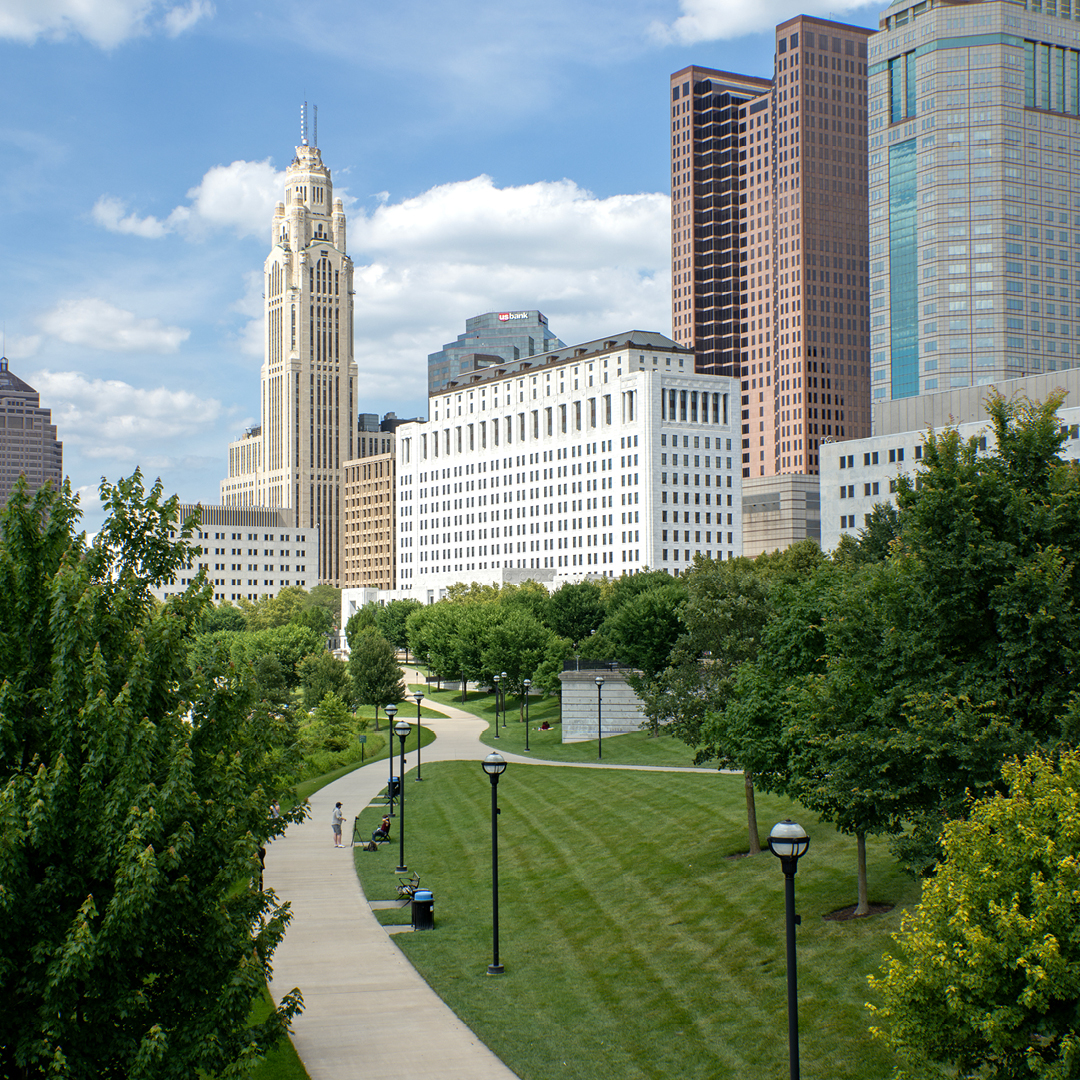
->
[266,701,518,1079]
[265,683,714,1078]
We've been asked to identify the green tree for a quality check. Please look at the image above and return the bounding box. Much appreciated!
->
[833,503,900,566]
[605,581,685,678]
[479,607,560,717]
[197,600,248,633]
[348,631,405,730]
[869,749,1080,1079]
[303,583,341,627]
[240,585,307,631]
[344,604,379,649]
[252,623,323,688]
[545,580,605,645]
[375,598,423,654]
[0,473,302,1079]
[308,691,356,752]
[298,649,353,710]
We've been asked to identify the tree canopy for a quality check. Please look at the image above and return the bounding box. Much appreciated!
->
[0,472,303,1079]
[870,749,1080,1079]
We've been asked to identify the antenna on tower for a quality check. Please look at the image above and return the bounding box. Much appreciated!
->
[313,104,318,147]
[301,101,309,146]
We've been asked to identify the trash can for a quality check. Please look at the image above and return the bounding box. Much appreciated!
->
[411,889,435,931]
[388,776,401,799]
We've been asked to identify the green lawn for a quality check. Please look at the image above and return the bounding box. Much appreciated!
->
[353,760,919,1080]
[413,684,714,767]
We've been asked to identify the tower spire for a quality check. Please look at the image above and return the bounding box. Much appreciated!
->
[300,101,308,146]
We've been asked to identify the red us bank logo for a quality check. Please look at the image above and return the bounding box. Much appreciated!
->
[498,312,529,322]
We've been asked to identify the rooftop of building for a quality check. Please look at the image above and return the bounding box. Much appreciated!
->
[436,330,693,395]
[0,358,37,396]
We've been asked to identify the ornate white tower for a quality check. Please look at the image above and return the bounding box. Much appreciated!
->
[222,108,357,587]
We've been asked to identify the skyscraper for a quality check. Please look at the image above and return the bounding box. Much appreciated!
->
[0,357,63,506]
[427,310,564,393]
[221,112,357,586]
[870,0,1080,403]
[671,16,874,478]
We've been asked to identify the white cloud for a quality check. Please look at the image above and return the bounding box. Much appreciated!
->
[345,175,671,404]
[0,0,212,48]
[163,0,212,36]
[38,299,189,353]
[93,159,284,241]
[650,0,875,43]
[92,195,170,238]
[30,370,224,461]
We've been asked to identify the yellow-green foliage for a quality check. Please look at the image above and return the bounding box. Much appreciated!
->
[869,749,1080,1079]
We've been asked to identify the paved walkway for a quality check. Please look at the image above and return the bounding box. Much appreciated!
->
[265,680,713,1078]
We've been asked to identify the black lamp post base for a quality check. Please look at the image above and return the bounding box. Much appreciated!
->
[396,864,407,873]
[486,964,504,975]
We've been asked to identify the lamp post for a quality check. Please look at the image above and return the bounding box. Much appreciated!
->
[500,672,508,728]
[595,675,605,760]
[413,691,425,781]
[522,678,531,752]
[393,718,411,873]
[768,819,811,1080]
[481,751,507,975]
[384,703,398,815]
[492,674,501,739]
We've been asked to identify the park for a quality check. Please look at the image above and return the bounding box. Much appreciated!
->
[4,393,1080,1079]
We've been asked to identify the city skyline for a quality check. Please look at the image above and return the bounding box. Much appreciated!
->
[0,0,881,532]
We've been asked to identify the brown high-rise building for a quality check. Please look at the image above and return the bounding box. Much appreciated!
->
[0,357,63,506]
[671,15,873,479]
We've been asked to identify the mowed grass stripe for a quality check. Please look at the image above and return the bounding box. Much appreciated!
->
[354,761,918,1080]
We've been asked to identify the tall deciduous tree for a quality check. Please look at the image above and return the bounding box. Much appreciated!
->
[870,749,1080,1079]
[348,630,405,729]
[0,473,302,1079]
[298,649,353,710]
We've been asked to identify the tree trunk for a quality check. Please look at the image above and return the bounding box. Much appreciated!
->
[856,830,869,916]
[745,772,761,855]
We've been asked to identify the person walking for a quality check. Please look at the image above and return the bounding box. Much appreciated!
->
[332,802,344,847]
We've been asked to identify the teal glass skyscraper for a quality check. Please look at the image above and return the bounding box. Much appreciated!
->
[869,0,1080,402]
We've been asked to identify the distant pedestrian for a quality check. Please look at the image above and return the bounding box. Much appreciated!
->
[270,799,280,819]
[332,802,344,847]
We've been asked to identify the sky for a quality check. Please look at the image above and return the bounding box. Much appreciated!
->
[0,0,880,531]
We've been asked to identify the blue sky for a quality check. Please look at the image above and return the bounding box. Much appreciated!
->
[0,0,879,530]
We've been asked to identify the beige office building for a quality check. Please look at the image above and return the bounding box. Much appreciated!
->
[221,114,357,587]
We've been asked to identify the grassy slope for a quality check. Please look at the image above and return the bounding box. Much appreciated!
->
[414,685,714,767]
[353,760,918,1080]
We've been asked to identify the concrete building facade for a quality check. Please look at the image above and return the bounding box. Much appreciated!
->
[0,357,62,507]
[869,0,1080,405]
[155,504,319,604]
[819,367,1080,548]
[671,15,874,481]
[392,332,743,602]
[221,115,358,587]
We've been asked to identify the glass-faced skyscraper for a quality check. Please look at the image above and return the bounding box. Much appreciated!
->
[870,0,1080,402]
[221,117,357,586]
[427,310,564,392]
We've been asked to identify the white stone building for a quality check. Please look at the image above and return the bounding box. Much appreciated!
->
[820,368,1080,549]
[221,111,357,587]
[390,332,743,601]
[154,504,319,604]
